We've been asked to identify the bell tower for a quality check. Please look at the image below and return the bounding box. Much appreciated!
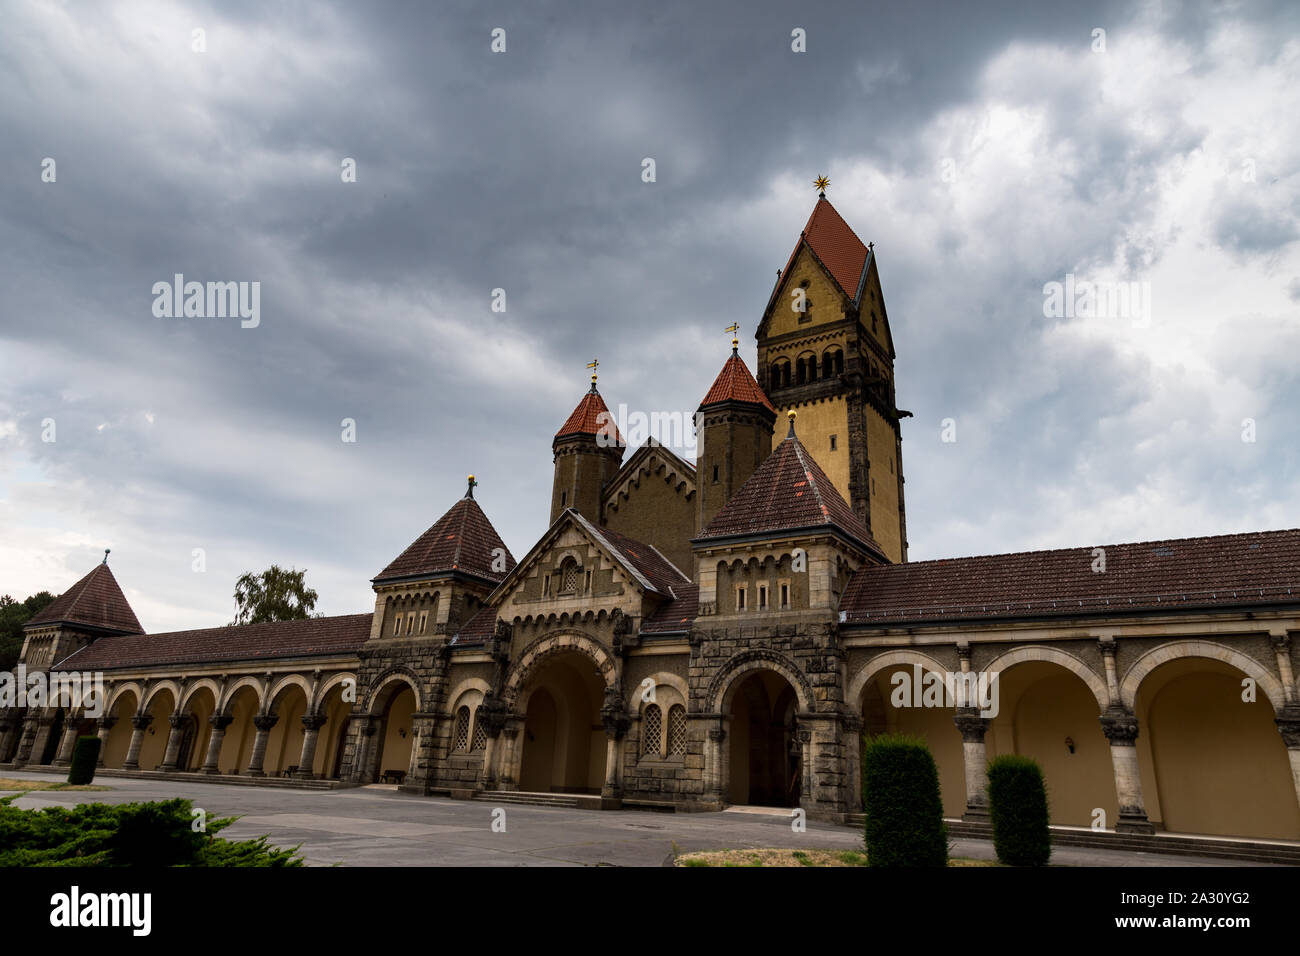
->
[550,362,625,526]
[754,181,909,562]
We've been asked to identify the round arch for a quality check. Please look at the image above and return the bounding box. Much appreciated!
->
[627,670,689,710]
[178,678,222,713]
[1121,641,1286,711]
[984,645,1109,711]
[105,681,145,716]
[312,671,357,713]
[267,673,313,711]
[364,669,423,715]
[503,632,618,708]
[219,676,265,716]
[845,649,948,710]
[708,649,815,715]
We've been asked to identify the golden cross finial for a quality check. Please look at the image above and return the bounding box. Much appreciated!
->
[586,357,599,388]
[813,174,830,196]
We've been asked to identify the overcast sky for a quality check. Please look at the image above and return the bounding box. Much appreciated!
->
[1,0,1298,632]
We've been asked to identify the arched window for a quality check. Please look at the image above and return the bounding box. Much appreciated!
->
[770,363,783,388]
[781,362,791,388]
[822,352,833,378]
[834,350,844,375]
[796,358,807,385]
[559,558,580,593]
[806,355,817,381]
[453,706,471,752]
[642,704,662,756]
[668,706,687,757]
[470,712,487,752]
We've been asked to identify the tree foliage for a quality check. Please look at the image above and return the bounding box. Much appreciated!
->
[231,565,319,625]
[0,591,58,671]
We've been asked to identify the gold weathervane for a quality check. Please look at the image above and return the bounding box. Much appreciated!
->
[587,357,599,386]
[724,323,740,350]
[813,175,830,195]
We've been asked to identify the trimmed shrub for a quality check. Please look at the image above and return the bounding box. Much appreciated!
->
[0,796,303,867]
[67,736,101,786]
[862,734,947,867]
[987,754,1051,866]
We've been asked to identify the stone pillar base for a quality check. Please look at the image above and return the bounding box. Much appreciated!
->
[961,806,991,822]
[247,770,266,778]
[1116,813,1156,834]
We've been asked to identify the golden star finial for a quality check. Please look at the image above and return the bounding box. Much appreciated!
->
[813,175,830,195]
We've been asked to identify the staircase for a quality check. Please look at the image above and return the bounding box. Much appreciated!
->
[473,790,616,811]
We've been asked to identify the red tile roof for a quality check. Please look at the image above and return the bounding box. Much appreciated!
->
[450,605,498,646]
[700,351,776,412]
[375,494,516,584]
[840,529,1300,625]
[584,520,692,596]
[697,424,885,558]
[641,584,699,634]
[780,196,871,300]
[55,613,373,671]
[556,386,622,444]
[27,563,143,635]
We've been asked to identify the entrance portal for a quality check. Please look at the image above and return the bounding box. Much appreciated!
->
[517,652,606,794]
[728,670,800,807]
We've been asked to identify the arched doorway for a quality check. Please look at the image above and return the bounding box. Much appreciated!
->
[137,688,176,771]
[727,670,800,808]
[1136,657,1300,839]
[101,690,140,768]
[265,683,309,777]
[314,681,354,779]
[219,685,261,774]
[180,686,218,772]
[372,682,416,783]
[517,651,606,794]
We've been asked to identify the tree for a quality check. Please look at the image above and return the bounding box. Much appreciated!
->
[231,566,319,625]
[0,591,58,671]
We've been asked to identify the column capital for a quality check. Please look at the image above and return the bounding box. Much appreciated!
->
[952,707,990,743]
[842,714,863,734]
[1276,706,1300,748]
[301,713,327,732]
[707,727,726,743]
[97,715,118,730]
[955,641,972,665]
[208,714,233,730]
[1099,707,1140,745]
[130,714,153,731]
[252,714,279,733]
[168,713,188,729]
[1270,632,1292,653]
[1097,636,1119,658]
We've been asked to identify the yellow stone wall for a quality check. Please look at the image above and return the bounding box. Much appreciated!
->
[865,406,902,562]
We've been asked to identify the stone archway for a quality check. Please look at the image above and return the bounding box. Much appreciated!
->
[726,669,801,807]
[515,650,607,794]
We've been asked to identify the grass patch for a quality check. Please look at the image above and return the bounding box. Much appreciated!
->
[0,778,112,792]
[675,847,1000,867]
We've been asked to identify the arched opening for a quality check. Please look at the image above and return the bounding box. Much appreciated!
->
[137,689,176,771]
[219,685,261,774]
[373,682,416,783]
[101,690,140,768]
[181,687,218,772]
[265,683,309,777]
[517,651,606,794]
[985,661,1114,827]
[858,664,965,817]
[314,682,353,779]
[1136,658,1299,839]
[727,670,800,807]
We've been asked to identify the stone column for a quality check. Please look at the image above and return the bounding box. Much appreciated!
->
[1098,638,1122,705]
[52,720,82,767]
[351,718,378,783]
[481,732,499,789]
[1099,708,1154,833]
[1271,635,1296,706]
[160,713,187,771]
[202,715,233,774]
[499,724,520,791]
[245,714,278,776]
[122,714,153,770]
[95,716,117,767]
[797,728,813,806]
[706,725,727,801]
[843,715,863,812]
[953,707,991,820]
[599,691,629,800]
[1275,706,1300,817]
[11,716,40,766]
[28,716,56,766]
[295,714,327,779]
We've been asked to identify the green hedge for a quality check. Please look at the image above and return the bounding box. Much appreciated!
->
[862,734,947,867]
[67,736,101,786]
[987,754,1051,866]
[0,796,303,867]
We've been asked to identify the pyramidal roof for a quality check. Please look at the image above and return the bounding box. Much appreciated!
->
[697,418,885,558]
[700,349,775,412]
[555,384,622,444]
[375,486,516,584]
[27,561,144,635]
[781,195,871,300]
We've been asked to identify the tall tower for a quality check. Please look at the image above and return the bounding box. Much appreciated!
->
[754,184,908,562]
[695,333,777,536]
[550,366,625,525]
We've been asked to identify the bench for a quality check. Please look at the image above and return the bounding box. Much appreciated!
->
[379,770,406,785]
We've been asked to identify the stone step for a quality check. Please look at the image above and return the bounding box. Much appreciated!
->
[845,813,1300,864]
[473,790,619,811]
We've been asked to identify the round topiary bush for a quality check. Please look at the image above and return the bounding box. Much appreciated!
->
[987,753,1051,866]
[67,735,101,786]
[862,733,947,867]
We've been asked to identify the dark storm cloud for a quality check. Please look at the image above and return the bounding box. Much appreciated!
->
[1,0,1297,627]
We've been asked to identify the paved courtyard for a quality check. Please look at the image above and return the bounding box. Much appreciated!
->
[0,771,1276,867]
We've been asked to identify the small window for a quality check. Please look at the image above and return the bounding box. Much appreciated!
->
[668,706,687,757]
[584,569,592,592]
[418,611,428,634]
[560,491,567,508]
[453,707,471,752]
[737,586,746,610]
[830,435,837,452]
[759,585,768,609]
[642,704,662,756]
[471,712,487,752]
[406,612,415,635]
[889,457,894,474]
[712,464,719,483]
[560,559,579,593]
[392,615,401,636]
[780,583,790,609]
